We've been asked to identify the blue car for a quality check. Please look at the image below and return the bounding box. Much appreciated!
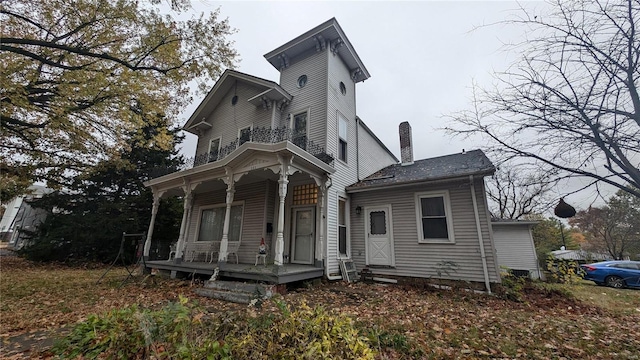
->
[581,261,640,289]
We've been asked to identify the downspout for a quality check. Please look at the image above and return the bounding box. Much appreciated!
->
[355,117,360,181]
[324,176,343,280]
[470,175,492,294]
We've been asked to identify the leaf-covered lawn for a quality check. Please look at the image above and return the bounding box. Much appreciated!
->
[1,255,639,359]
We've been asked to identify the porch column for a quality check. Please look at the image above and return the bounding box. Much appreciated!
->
[274,155,291,266]
[218,179,235,263]
[315,182,326,267]
[142,192,161,258]
[175,189,193,261]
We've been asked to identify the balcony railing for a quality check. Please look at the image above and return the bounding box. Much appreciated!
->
[149,126,334,179]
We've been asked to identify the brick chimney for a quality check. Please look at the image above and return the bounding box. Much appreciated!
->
[399,121,414,166]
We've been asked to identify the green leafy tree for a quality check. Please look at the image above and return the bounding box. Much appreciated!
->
[530,216,579,262]
[570,189,640,260]
[21,114,183,262]
[1,0,237,192]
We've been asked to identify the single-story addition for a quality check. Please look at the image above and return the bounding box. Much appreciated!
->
[141,18,503,291]
[346,135,501,290]
[491,220,543,279]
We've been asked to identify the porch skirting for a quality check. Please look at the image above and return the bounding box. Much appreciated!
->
[145,260,323,284]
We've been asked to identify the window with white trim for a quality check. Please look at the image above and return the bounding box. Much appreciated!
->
[291,111,308,149]
[208,137,221,162]
[238,125,252,146]
[197,204,244,242]
[415,191,454,243]
[338,116,347,162]
[338,198,348,256]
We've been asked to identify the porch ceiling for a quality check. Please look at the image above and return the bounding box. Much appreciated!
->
[145,141,334,196]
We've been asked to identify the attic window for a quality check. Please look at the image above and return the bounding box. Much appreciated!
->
[339,82,346,95]
[231,95,238,105]
[297,75,308,88]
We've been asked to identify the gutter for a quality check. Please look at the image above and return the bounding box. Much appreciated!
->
[470,175,492,294]
[346,171,494,193]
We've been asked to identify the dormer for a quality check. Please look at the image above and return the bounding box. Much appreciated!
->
[183,70,292,136]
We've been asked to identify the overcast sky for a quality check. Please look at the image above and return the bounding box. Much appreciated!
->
[179,1,610,210]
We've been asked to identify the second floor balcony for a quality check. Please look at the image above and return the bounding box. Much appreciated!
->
[150,126,334,180]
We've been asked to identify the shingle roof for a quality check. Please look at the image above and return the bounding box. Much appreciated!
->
[346,149,495,191]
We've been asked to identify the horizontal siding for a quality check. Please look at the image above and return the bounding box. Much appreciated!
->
[357,123,397,179]
[325,51,359,277]
[492,225,540,279]
[350,180,500,284]
[195,82,273,157]
[187,181,267,264]
[279,49,328,146]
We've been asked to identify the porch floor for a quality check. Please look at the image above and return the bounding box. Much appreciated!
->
[145,259,323,284]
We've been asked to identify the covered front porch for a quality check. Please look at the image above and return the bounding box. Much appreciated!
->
[142,141,335,284]
[145,259,324,284]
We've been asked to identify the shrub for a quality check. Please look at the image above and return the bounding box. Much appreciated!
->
[495,267,528,302]
[229,300,375,359]
[53,296,232,359]
[53,297,375,359]
[545,256,583,284]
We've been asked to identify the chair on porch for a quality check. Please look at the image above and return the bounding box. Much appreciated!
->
[186,242,218,262]
[168,243,177,260]
[207,241,221,263]
[225,241,240,264]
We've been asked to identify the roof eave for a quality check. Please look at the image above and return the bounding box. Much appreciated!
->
[183,70,285,131]
[264,18,370,82]
[345,169,495,193]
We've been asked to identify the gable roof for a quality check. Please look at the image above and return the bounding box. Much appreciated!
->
[357,116,399,163]
[346,149,495,192]
[183,69,292,134]
[264,18,370,82]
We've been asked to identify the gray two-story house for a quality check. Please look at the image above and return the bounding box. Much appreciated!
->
[143,18,501,291]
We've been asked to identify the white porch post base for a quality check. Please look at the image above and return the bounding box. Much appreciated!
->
[274,171,289,266]
[143,194,161,258]
[218,169,235,263]
[175,190,193,260]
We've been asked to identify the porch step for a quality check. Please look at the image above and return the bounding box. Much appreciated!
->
[194,280,274,304]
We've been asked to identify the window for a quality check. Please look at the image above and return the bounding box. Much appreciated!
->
[370,211,387,235]
[338,198,347,256]
[238,126,252,146]
[292,183,317,205]
[292,112,308,149]
[297,75,308,88]
[198,204,244,242]
[338,116,347,162]
[208,137,221,162]
[415,191,454,243]
[339,81,346,95]
[231,95,238,105]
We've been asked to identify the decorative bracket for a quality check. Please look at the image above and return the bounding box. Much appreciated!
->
[351,68,363,81]
[330,39,343,55]
[313,35,326,52]
[276,99,290,112]
[278,53,290,70]
[261,96,272,110]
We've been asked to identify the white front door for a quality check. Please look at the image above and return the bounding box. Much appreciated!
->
[291,207,315,264]
[365,206,393,266]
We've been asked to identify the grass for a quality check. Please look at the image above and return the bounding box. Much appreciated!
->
[1,256,640,359]
[541,280,640,315]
